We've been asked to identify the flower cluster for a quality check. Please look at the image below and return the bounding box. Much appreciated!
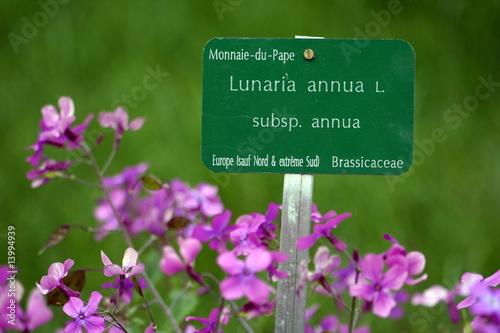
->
[0,266,53,332]
[25,97,497,332]
[94,167,224,240]
[413,270,500,332]
[349,235,427,318]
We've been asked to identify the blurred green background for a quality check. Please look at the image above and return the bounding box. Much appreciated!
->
[1,0,499,332]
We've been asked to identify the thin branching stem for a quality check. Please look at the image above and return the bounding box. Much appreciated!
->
[104,311,129,333]
[201,273,254,333]
[59,173,103,189]
[82,141,182,333]
[348,265,361,333]
[101,145,117,175]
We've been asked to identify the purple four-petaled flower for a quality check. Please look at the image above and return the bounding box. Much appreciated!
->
[36,259,80,298]
[297,212,351,251]
[349,253,408,318]
[63,291,106,333]
[217,248,272,304]
[98,106,145,148]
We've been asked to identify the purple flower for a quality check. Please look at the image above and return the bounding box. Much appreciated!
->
[217,248,272,304]
[457,270,500,310]
[349,254,408,318]
[26,97,93,167]
[169,180,224,223]
[133,189,172,237]
[40,96,76,140]
[195,183,224,218]
[193,210,236,252]
[240,300,275,319]
[311,204,337,223]
[308,246,342,283]
[267,251,289,281]
[186,307,230,333]
[101,247,145,278]
[36,259,80,297]
[470,315,500,333]
[94,188,128,240]
[412,285,450,307]
[229,214,265,256]
[383,235,427,285]
[469,283,500,317]
[102,162,149,189]
[297,212,351,251]
[26,158,71,188]
[160,238,201,277]
[98,106,145,147]
[18,288,54,331]
[63,291,105,333]
[256,202,280,240]
[411,285,460,324]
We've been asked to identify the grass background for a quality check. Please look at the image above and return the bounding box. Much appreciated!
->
[1,0,499,331]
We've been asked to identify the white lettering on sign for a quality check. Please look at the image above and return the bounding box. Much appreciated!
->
[331,156,404,169]
[230,74,296,92]
[208,48,296,64]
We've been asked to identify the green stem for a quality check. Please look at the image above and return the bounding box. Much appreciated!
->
[201,273,254,333]
[101,145,117,175]
[348,267,361,333]
[105,311,129,333]
[82,142,182,333]
[59,173,103,189]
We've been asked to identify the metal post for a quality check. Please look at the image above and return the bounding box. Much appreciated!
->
[275,174,314,332]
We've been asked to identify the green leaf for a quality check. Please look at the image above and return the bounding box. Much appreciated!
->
[38,225,70,255]
[47,270,87,306]
[142,174,164,190]
[167,216,190,230]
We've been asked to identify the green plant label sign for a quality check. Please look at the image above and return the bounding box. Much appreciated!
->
[201,38,415,175]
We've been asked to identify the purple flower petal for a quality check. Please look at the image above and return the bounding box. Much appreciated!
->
[411,285,449,307]
[25,289,53,330]
[245,277,270,304]
[64,319,82,333]
[359,254,384,282]
[246,248,272,272]
[63,297,84,318]
[349,284,375,301]
[160,246,185,275]
[128,117,145,131]
[406,251,426,275]
[297,234,319,250]
[82,315,106,333]
[373,291,397,318]
[457,295,477,310]
[37,276,59,294]
[212,210,231,231]
[128,263,145,277]
[100,251,113,266]
[382,264,408,291]
[179,238,202,265]
[84,292,103,315]
[122,247,139,270]
[192,225,214,242]
[59,97,75,118]
[103,264,124,277]
[220,276,246,300]
[483,269,500,287]
[217,252,244,275]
